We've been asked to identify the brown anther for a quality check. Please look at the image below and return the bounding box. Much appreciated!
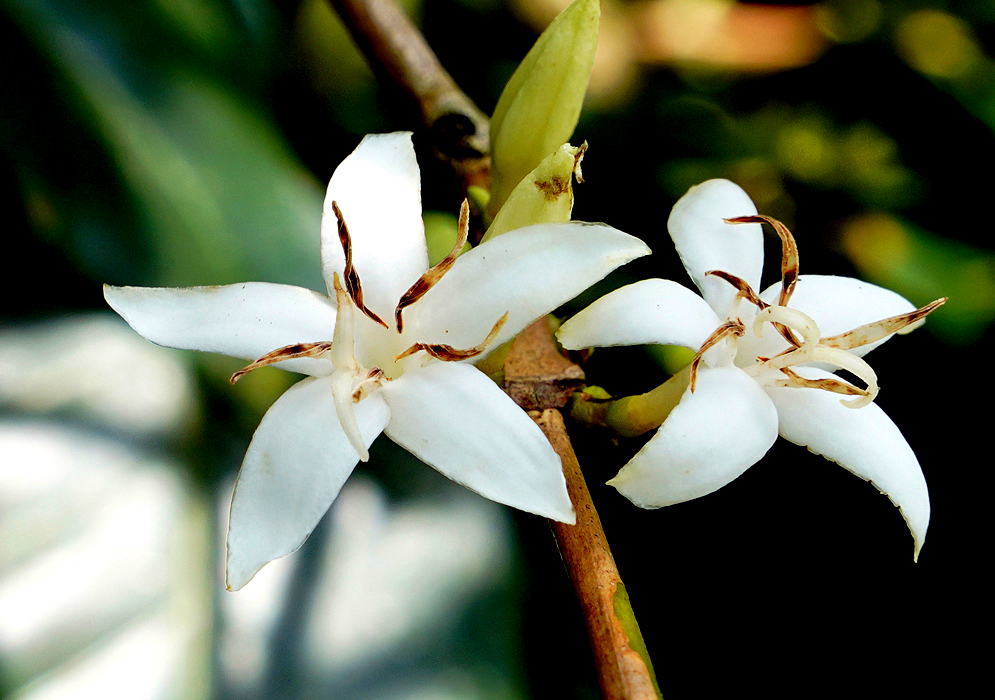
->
[573,141,588,184]
[725,214,799,307]
[777,366,869,397]
[689,320,745,392]
[706,269,800,348]
[231,341,333,383]
[394,312,509,363]
[821,297,947,351]
[705,270,767,308]
[395,199,470,333]
[352,367,385,402]
[332,200,388,329]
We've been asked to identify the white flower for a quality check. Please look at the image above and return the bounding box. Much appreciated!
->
[557,179,942,560]
[106,132,649,589]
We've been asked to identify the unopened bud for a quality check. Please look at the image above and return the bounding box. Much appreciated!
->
[489,0,599,216]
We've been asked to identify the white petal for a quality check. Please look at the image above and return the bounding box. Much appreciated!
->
[609,365,778,508]
[766,368,929,560]
[668,179,763,316]
[104,283,336,376]
[756,274,917,357]
[320,132,430,322]
[406,222,650,357]
[381,362,575,523]
[557,278,721,351]
[226,375,389,590]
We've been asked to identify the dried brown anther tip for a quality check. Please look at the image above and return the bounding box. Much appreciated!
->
[706,269,800,348]
[725,214,800,307]
[821,297,947,350]
[573,141,588,184]
[395,311,509,363]
[689,319,745,392]
[332,200,389,329]
[231,341,333,383]
[395,199,471,333]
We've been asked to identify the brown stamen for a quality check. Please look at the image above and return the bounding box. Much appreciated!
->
[332,200,388,329]
[726,214,799,307]
[777,366,869,398]
[352,367,385,402]
[573,140,588,184]
[821,298,947,351]
[395,199,471,333]
[231,341,333,383]
[705,270,767,309]
[688,320,745,392]
[394,312,509,363]
[706,269,800,348]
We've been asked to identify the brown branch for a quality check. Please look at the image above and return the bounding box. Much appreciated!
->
[506,319,661,700]
[327,0,490,189]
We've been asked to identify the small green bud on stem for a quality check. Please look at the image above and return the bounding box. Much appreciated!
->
[489,0,599,216]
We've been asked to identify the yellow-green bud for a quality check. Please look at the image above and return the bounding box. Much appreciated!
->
[482,142,586,243]
[489,0,599,217]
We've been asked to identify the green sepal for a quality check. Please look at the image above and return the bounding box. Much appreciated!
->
[482,142,585,243]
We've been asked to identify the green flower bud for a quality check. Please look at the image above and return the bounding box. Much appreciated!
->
[489,0,599,217]
[482,142,586,243]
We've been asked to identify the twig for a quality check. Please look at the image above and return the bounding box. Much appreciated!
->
[506,319,661,700]
[327,0,490,189]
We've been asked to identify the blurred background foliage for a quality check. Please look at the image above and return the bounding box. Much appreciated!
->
[0,0,988,699]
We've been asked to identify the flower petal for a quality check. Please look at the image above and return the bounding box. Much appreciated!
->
[406,222,650,357]
[757,274,917,356]
[608,365,778,508]
[320,132,430,323]
[104,283,336,376]
[668,179,764,316]
[766,367,929,560]
[381,362,575,523]
[557,278,721,351]
[226,375,390,590]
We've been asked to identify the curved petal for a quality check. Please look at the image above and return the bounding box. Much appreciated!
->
[609,365,778,508]
[557,278,721,351]
[766,368,929,560]
[320,132,430,322]
[667,179,764,317]
[104,283,336,376]
[381,362,575,523]
[405,222,650,358]
[746,274,918,361]
[226,375,390,590]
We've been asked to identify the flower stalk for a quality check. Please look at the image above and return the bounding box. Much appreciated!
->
[570,365,691,438]
[505,319,661,700]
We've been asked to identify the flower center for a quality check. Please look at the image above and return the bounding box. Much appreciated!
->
[686,215,946,408]
[228,199,513,460]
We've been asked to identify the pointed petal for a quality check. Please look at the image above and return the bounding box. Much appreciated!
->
[381,362,575,523]
[226,376,389,590]
[745,274,918,360]
[406,222,650,358]
[609,365,778,508]
[104,283,336,376]
[668,179,764,316]
[320,133,429,323]
[766,368,929,560]
[557,278,721,351]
